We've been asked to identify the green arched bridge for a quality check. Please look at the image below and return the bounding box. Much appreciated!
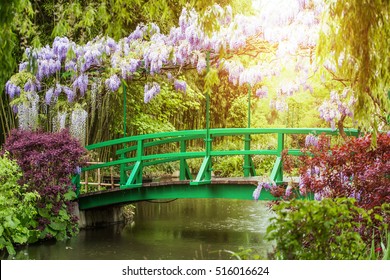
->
[73,127,359,209]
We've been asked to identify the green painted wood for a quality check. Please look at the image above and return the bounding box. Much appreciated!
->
[179,140,193,180]
[86,128,358,151]
[74,127,360,204]
[86,129,207,151]
[211,150,278,156]
[116,134,205,155]
[243,134,252,177]
[77,184,265,209]
[83,151,206,172]
[270,156,282,183]
[78,182,313,209]
[125,160,141,187]
[249,156,256,176]
[191,156,211,185]
[276,133,285,182]
[123,82,127,138]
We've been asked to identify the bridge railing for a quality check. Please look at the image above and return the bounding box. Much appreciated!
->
[77,128,359,194]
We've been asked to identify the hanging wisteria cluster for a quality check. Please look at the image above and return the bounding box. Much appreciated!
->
[318,88,356,130]
[70,108,88,146]
[5,1,327,142]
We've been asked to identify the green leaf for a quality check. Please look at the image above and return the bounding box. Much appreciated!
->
[28,230,40,244]
[49,221,67,231]
[63,190,77,201]
[4,216,19,229]
[204,68,220,90]
[38,207,51,219]
[6,244,16,256]
[12,234,28,244]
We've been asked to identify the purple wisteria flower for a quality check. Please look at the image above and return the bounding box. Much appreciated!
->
[144,82,161,103]
[253,180,276,201]
[45,87,54,105]
[314,192,322,201]
[53,37,70,61]
[238,65,263,87]
[256,86,268,98]
[128,24,146,41]
[73,74,89,96]
[12,105,18,113]
[285,185,293,197]
[150,23,160,35]
[80,45,103,72]
[298,178,306,196]
[224,60,244,86]
[5,81,21,99]
[252,183,262,201]
[63,86,75,102]
[105,38,118,54]
[65,61,77,72]
[174,79,187,93]
[105,74,121,92]
[19,62,28,72]
[24,79,41,92]
[196,54,207,73]
[144,39,169,74]
[305,134,318,147]
[54,84,63,97]
[118,59,140,79]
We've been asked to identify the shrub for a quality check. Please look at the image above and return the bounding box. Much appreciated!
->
[2,129,87,241]
[291,133,390,243]
[266,198,370,260]
[0,152,39,255]
[298,133,389,209]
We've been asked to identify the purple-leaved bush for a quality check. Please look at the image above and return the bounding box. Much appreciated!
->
[2,129,88,239]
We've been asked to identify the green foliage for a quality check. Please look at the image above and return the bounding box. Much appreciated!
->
[0,152,39,255]
[266,198,369,260]
[318,0,390,135]
[367,231,390,260]
[0,0,37,144]
[213,156,244,177]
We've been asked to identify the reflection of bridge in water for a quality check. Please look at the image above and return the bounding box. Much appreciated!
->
[73,128,359,210]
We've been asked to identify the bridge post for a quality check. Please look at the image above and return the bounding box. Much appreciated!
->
[179,140,192,180]
[276,133,284,183]
[269,133,284,184]
[243,84,256,177]
[204,51,212,181]
[243,134,256,177]
[120,82,127,186]
[122,139,143,188]
[191,52,212,185]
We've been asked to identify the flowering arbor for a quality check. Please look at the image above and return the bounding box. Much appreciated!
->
[5,1,327,146]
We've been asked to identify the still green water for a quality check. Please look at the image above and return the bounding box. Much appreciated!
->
[11,199,274,260]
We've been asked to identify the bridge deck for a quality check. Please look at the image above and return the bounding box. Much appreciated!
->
[77,177,300,210]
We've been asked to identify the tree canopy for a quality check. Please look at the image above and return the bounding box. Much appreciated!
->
[317,0,390,136]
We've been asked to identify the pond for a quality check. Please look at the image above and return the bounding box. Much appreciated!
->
[7,199,275,260]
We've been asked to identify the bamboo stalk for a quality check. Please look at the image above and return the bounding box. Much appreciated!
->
[85,170,88,193]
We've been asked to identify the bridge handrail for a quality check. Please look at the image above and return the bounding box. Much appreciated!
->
[86,129,207,150]
[86,128,359,152]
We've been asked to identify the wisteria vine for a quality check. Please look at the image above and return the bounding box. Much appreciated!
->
[5,1,326,142]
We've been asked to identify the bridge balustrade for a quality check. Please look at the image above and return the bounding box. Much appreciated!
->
[73,128,359,196]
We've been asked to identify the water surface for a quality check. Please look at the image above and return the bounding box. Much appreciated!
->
[9,199,274,260]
